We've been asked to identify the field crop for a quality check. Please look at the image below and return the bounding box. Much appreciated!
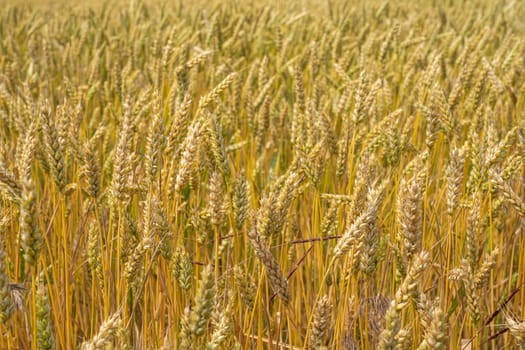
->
[0,0,525,349]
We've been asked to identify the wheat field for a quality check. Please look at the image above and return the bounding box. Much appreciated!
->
[0,0,524,349]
